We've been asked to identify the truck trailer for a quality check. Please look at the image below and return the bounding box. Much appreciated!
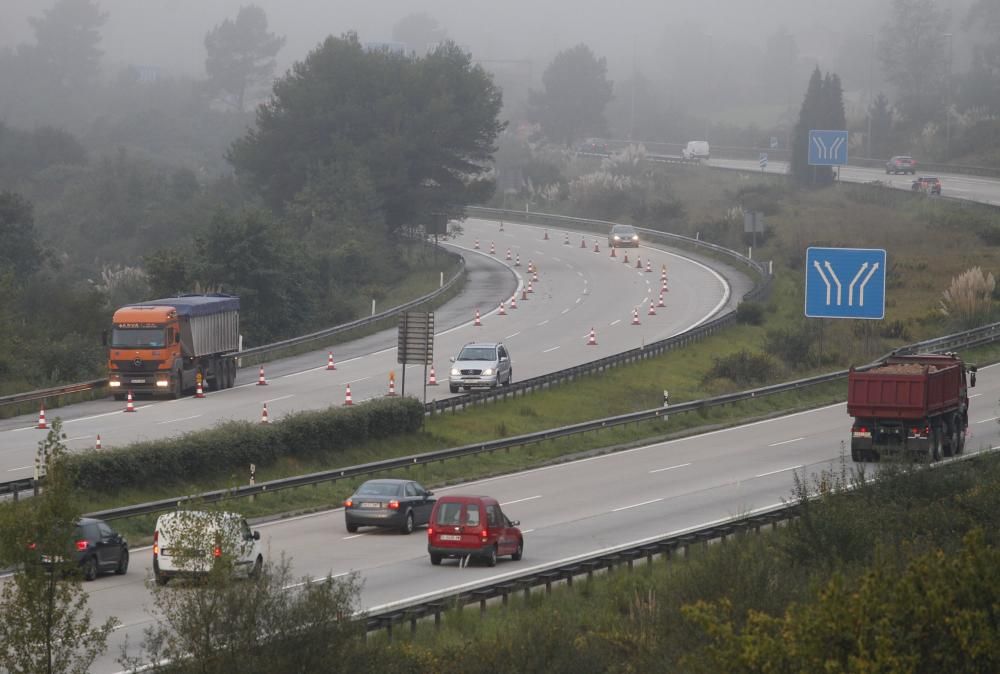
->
[847,353,976,462]
[106,294,240,399]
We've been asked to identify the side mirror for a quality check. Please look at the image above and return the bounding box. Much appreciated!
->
[101,330,108,346]
[970,370,977,388]
[511,520,520,527]
[425,490,434,497]
[449,356,455,363]
[252,531,260,541]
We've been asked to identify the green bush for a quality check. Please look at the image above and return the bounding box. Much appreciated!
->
[735,302,765,325]
[64,397,424,492]
[704,350,778,387]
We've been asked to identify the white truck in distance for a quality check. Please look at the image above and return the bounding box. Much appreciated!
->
[682,140,710,161]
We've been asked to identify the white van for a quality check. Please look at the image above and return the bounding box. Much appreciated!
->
[153,510,262,585]
[682,140,710,161]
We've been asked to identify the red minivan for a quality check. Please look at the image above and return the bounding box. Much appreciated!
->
[427,495,523,567]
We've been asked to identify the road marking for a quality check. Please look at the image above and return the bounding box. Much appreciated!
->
[521,528,536,534]
[534,250,544,255]
[755,465,803,478]
[283,571,350,590]
[970,393,982,398]
[342,533,365,540]
[7,465,31,472]
[263,395,294,404]
[610,319,621,326]
[976,417,998,424]
[156,415,203,426]
[537,320,549,326]
[575,297,581,303]
[561,308,570,314]
[612,498,663,512]
[552,257,561,262]
[501,495,542,506]
[768,437,804,447]
[345,377,370,385]
[66,435,91,442]
[577,271,584,277]
[543,346,560,353]
[505,332,521,339]
[649,463,691,473]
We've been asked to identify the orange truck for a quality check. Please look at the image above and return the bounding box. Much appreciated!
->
[105,294,240,399]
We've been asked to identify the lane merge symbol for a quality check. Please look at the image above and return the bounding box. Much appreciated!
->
[805,247,886,319]
[808,130,848,166]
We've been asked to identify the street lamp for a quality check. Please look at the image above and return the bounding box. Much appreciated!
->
[867,33,874,158]
[944,33,953,159]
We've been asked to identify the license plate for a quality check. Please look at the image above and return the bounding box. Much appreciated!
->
[131,378,146,384]
[361,502,382,508]
[439,534,461,541]
[41,555,65,563]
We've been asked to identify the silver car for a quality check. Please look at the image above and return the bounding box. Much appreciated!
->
[449,342,512,393]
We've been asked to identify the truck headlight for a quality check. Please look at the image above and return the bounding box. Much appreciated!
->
[109,380,121,388]
[155,380,169,388]
[450,368,460,376]
[482,368,494,376]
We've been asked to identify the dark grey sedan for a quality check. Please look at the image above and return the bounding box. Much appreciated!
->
[344,479,436,534]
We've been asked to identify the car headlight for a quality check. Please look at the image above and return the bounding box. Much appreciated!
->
[482,368,494,376]
[450,368,460,376]
[632,235,639,241]
[613,235,621,240]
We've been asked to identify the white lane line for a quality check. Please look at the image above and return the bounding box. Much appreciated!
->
[534,250,544,255]
[521,528,536,534]
[264,395,294,404]
[537,320,549,326]
[976,417,998,424]
[577,271,584,277]
[501,495,542,506]
[112,618,155,632]
[649,463,691,474]
[575,297,581,303]
[7,465,32,472]
[345,377,370,385]
[283,571,350,590]
[612,498,663,512]
[543,346,560,353]
[552,257,561,262]
[505,332,521,339]
[610,319,621,326]
[970,393,982,398]
[342,533,365,540]
[66,435,91,442]
[768,437,804,447]
[561,308,570,314]
[755,465,803,478]
[156,415,203,425]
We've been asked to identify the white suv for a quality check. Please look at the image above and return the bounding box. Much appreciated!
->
[153,510,262,585]
[449,342,512,393]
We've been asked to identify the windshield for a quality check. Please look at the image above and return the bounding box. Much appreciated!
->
[457,347,497,361]
[111,328,167,349]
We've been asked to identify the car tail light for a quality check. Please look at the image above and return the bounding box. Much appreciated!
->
[213,545,222,558]
[153,530,159,557]
[388,500,400,510]
[481,530,488,539]
[76,540,88,551]
[427,527,434,536]
[344,499,353,508]
[27,542,36,550]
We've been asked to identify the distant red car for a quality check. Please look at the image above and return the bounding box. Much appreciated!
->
[911,176,942,195]
[427,495,523,567]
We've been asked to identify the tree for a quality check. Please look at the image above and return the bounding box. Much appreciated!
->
[0,191,43,278]
[879,0,950,125]
[869,92,895,158]
[25,0,107,90]
[204,5,285,112]
[227,34,503,234]
[0,419,117,673]
[962,1,1000,114]
[528,44,613,147]
[391,12,447,53]
[788,67,845,187]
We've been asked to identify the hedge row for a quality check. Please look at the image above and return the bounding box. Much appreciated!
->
[64,397,425,492]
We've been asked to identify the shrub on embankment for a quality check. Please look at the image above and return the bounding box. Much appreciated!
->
[63,397,424,492]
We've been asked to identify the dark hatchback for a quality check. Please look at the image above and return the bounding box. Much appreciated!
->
[344,479,436,534]
[35,517,129,581]
[608,224,640,248]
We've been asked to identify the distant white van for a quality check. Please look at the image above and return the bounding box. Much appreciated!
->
[153,510,262,585]
[682,140,710,161]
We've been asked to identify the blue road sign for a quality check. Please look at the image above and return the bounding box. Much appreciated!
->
[805,247,886,319]
[808,129,848,166]
[769,136,779,149]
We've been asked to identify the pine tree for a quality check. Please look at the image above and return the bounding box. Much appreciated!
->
[790,67,845,187]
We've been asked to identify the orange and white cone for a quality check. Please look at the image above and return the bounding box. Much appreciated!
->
[474,239,480,250]
[95,434,102,450]
[662,282,669,294]
[564,232,570,245]
[428,364,438,386]
[490,241,496,255]
[195,376,205,398]
[632,308,641,325]
[499,300,507,315]
[37,404,48,429]
[593,241,600,253]
[343,384,354,406]
[527,281,534,293]
[610,246,617,258]
[125,391,136,412]
[580,237,587,248]
[510,295,518,309]
[515,254,521,267]
[658,293,666,308]
[260,402,270,424]
[623,252,629,264]
[386,372,398,397]
[521,287,529,300]
[646,260,653,273]
[528,260,534,273]
[326,352,337,370]
[474,309,482,326]
[544,230,550,240]
[506,248,512,260]
[661,269,668,283]
[636,256,643,269]
[532,271,539,283]
[257,366,267,386]
[648,302,657,316]
[587,327,598,346]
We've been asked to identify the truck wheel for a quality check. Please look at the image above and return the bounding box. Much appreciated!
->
[957,421,966,455]
[929,426,942,462]
[171,374,183,399]
[943,415,959,458]
[228,360,238,388]
[850,446,862,462]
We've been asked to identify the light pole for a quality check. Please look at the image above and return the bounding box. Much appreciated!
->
[944,33,953,159]
[866,33,874,159]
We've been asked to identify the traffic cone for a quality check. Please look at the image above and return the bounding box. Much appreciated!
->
[474,309,482,326]
[593,241,600,253]
[125,391,136,412]
[528,260,534,273]
[636,256,643,269]
[662,281,669,293]
[527,281,534,293]
[544,230,549,240]
[257,366,267,386]
[521,287,529,300]
[474,239,480,250]
[37,404,48,429]
[499,300,507,315]
[564,232,570,245]
[428,364,438,386]
[260,402,270,424]
[95,434,102,450]
[343,384,354,406]
[490,241,496,255]
[658,292,666,307]
[610,246,617,258]
[580,237,587,248]
[326,352,337,370]
[510,295,518,309]
[515,254,521,267]
[532,271,539,283]
[646,260,653,273]
[506,248,512,261]
[648,302,657,316]
[587,327,597,345]
[386,372,398,397]
[632,308,641,325]
[499,220,504,232]
[195,376,205,398]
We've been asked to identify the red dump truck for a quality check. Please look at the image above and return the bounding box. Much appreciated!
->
[105,294,240,399]
[847,353,976,462]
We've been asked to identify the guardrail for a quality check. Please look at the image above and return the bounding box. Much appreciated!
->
[0,248,466,414]
[69,318,1000,521]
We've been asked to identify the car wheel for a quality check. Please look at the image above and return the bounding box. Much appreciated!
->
[511,539,523,561]
[485,545,497,567]
[82,555,99,581]
[115,549,129,575]
[504,370,512,386]
[155,573,169,586]
[346,521,358,534]
[430,553,442,566]
[401,511,415,535]
[249,556,263,579]
[449,385,459,394]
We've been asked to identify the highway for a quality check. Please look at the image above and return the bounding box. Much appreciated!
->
[0,218,747,474]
